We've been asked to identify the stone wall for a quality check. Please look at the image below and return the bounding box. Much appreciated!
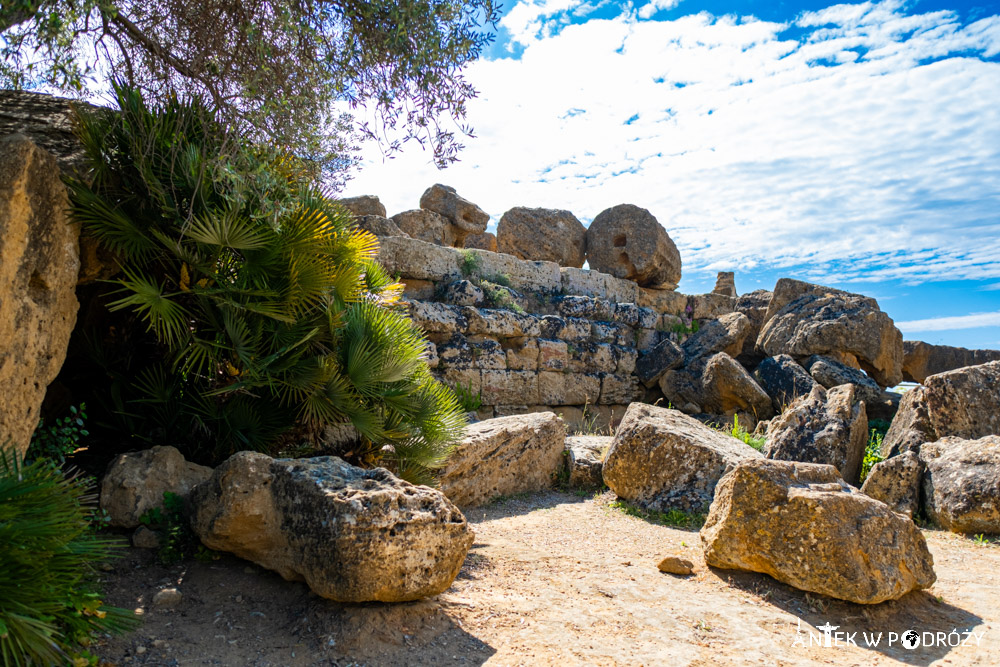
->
[378,236,733,430]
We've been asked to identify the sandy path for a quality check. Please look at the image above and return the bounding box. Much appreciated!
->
[97,491,1000,666]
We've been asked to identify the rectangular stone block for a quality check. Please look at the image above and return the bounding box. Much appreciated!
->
[463,307,542,338]
[557,317,592,343]
[567,342,617,374]
[689,293,737,320]
[481,370,539,406]
[637,287,686,314]
[436,333,475,369]
[401,278,436,300]
[378,236,461,281]
[539,371,601,406]
[603,274,640,304]
[503,338,539,371]
[537,338,569,371]
[599,374,640,405]
[591,321,634,346]
[560,267,607,299]
[613,346,638,375]
[470,338,506,370]
[437,368,482,395]
[408,300,467,334]
[466,249,561,294]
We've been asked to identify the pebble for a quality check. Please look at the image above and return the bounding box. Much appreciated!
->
[657,555,695,576]
[152,588,183,608]
[135,646,146,655]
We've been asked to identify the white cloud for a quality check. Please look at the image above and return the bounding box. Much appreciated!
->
[344,2,1000,285]
[897,311,1000,332]
[638,0,683,21]
[983,282,1000,291]
[499,0,586,45]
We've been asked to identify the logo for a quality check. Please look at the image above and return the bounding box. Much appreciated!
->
[902,630,920,650]
[791,620,985,650]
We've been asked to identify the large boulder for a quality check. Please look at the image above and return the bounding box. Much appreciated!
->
[392,209,457,247]
[680,312,750,362]
[496,207,586,268]
[419,184,489,245]
[922,436,1000,534]
[659,353,773,419]
[355,215,407,238]
[438,412,566,506]
[804,354,882,408]
[585,204,681,288]
[753,354,819,413]
[860,450,922,518]
[635,337,684,387]
[882,361,1000,457]
[190,453,473,602]
[764,384,868,485]
[463,231,498,252]
[701,459,936,604]
[338,195,386,218]
[0,90,93,174]
[757,279,903,387]
[100,446,213,528]
[903,340,1000,384]
[0,135,81,460]
[602,403,763,513]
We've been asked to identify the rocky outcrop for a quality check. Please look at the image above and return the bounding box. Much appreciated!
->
[0,135,81,459]
[902,340,1000,383]
[757,279,903,387]
[564,435,609,488]
[100,446,212,528]
[764,384,868,485]
[804,354,882,408]
[464,231,498,252]
[659,353,772,419]
[603,403,763,513]
[860,451,922,518]
[680,312,750,362]
[393,209,457,246]
[701,459,936,604]
[712,271,736,297]
[585,204,681,288]
[882,361,1000,457]
[922,435,1000,534]
[496,207,586,268]
[438,412,566,506]
[338,195,386,218]
[190,453,473,602]
[753,355,819,413]
[419,184,489,246]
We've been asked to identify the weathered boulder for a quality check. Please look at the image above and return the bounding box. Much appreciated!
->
[338,195,386,218]
[419,184,489,245]
[681,312,750,362]
[602,403,763,513]
[355,214,407,238]
[496,207,586,268]
[635,337,684,387]
[190,453,473,602]
[733,289,772,368]
[464,231,498,252]
[440,280,485,307]
[701,459,936,604]
[757,279,903,387]
[100,446,213,528]
[804,354,882,408]
[860,451,922,518]
[753,355,819,413]
[764,384,868,485]
[657,556,694,575]
[0,90,93,174]
[0,135,81,459]
[392,209,456,247]
[903,340,1000,384]
[922,435,1000,534]
[712,271,736,297]
[659,353,773,420]
[438,412,566,506]
[564,435,609,488]
[585,204,681,288]
[882,361,1000,457]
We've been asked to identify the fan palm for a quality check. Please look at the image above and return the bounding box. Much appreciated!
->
[67,84,465,485]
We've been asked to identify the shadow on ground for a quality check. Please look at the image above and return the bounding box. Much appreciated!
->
[714,568,984,666]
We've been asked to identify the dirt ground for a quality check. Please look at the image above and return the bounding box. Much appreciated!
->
[95,490,1000,666]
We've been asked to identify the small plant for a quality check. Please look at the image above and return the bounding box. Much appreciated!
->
[139,492,206,565]
[479,278,524,313]
[727,414,765,451]
[459,249,483,277]
[0,446,136,666]
[973,534,996,546]
[453,381,483,413]
[859,427,885,483]
[26,404,89,466]
[607,499,706,529]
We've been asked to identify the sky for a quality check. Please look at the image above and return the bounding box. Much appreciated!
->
[341,0,1000,350]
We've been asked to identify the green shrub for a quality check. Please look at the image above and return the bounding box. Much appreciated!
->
[0,447,135,666]
[25,404,89,467]
[859,427,886,484]
[66,84,465,485]
[728,414,765,451]
[608,499,705,529]
[452,382,483,413]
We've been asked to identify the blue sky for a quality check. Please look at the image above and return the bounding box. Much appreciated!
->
[343,0,1000,350]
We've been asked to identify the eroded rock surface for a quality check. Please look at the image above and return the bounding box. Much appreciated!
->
[101,446,212,528]
[585,204,681,288]
[922,435,1000,534]
[497,207,586,268]
[701,459,936,604]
